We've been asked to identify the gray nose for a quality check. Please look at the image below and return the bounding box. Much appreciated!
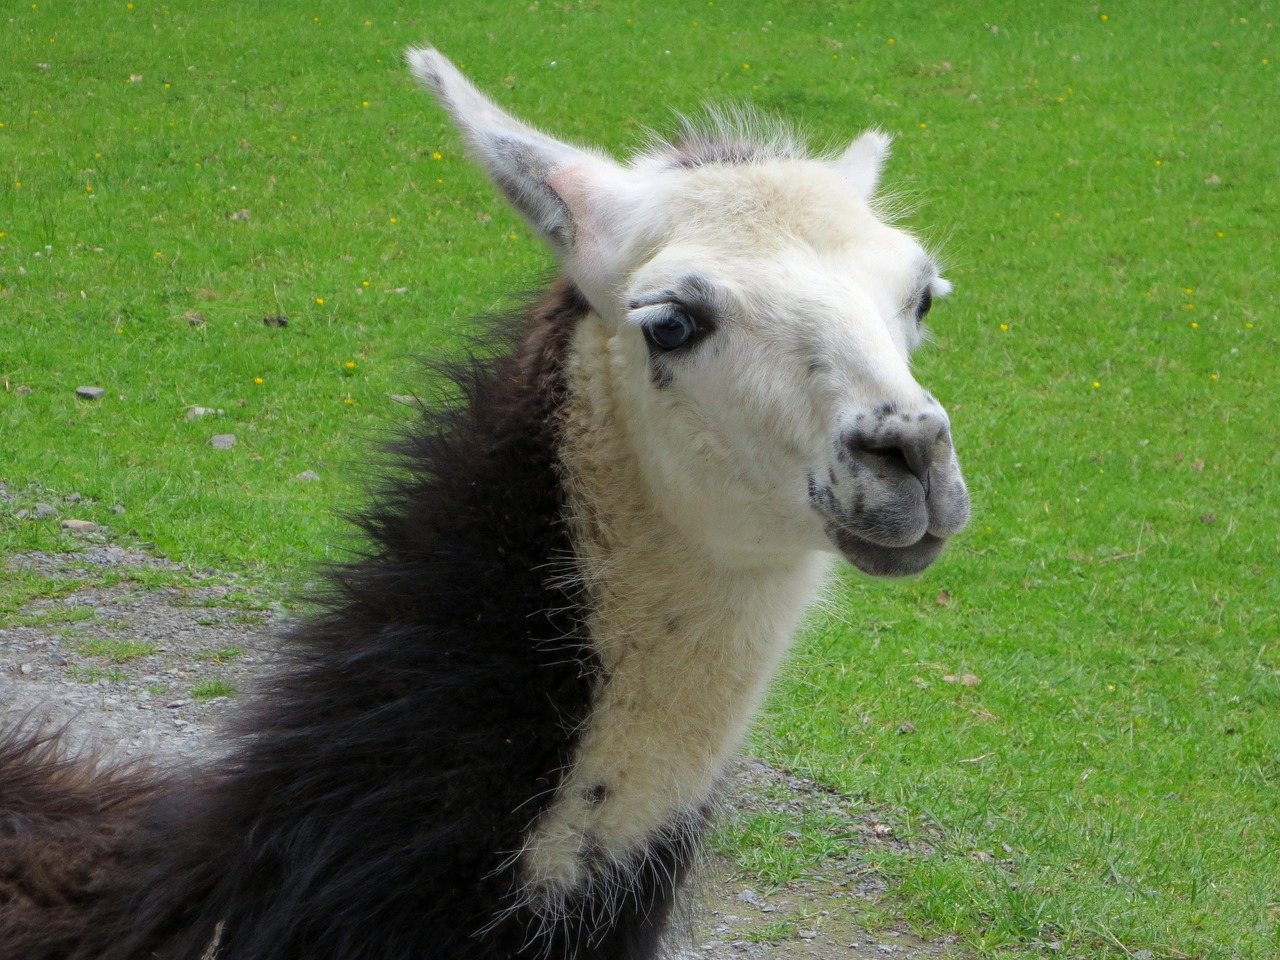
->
[842,413,951,490]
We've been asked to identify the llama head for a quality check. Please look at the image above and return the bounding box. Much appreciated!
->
[409,48,969,577]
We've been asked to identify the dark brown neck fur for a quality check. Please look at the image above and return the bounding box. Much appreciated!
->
[1,281,638,960]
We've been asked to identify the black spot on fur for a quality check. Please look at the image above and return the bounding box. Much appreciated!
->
[585,783,610,805]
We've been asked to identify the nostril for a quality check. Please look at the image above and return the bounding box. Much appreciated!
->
[897,435,934,483]
[843,419,948,486]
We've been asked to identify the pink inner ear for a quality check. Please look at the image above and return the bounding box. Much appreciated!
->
[545,165,591,221]
[546,162,634,250]
[834,131,892,201]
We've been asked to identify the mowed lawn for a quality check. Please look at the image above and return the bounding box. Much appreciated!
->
[1,2,1276,958]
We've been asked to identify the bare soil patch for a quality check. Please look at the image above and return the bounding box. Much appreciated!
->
[1,546,966,959]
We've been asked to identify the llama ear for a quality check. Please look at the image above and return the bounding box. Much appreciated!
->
[407,46,626,257]
[833,130,891,200]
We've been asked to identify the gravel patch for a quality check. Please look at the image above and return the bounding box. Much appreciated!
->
[1,545,284,760]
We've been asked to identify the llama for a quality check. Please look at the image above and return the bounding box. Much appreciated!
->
[0,48,970,960]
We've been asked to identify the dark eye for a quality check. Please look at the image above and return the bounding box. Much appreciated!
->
[643,310,697,351]
[915,289,933,323]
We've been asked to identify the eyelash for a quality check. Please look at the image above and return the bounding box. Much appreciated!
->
[915,288,933,323]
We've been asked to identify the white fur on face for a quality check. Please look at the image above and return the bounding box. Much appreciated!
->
[604,159,966,570]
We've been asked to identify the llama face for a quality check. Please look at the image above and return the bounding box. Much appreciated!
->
[604,160,969,575]
[408,48,969,576]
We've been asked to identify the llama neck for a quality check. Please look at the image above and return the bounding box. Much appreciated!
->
[523,313,830,896]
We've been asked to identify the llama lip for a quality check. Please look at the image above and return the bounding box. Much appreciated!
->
[823,525,947,578]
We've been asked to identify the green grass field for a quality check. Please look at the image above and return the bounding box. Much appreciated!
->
[2,2,1276,957]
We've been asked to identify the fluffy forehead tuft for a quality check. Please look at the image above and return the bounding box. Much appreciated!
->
[634,105,816,171]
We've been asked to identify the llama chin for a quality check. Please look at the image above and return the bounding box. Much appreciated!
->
[0,46,969,960]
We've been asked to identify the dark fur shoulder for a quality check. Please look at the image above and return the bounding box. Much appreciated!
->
[2,282,599,960]
[153,279,601,960]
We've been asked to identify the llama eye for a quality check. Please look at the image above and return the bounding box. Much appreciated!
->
[643,310,698,351]
[915,289,933,323]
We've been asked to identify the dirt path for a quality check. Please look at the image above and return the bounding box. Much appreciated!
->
[1,545,966,959]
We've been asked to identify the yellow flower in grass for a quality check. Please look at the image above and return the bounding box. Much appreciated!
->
[254,377,264,385]
[315,297,325,305]
[345,361,356,369]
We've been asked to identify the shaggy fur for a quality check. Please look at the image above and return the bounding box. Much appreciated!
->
[0,281,691,959]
